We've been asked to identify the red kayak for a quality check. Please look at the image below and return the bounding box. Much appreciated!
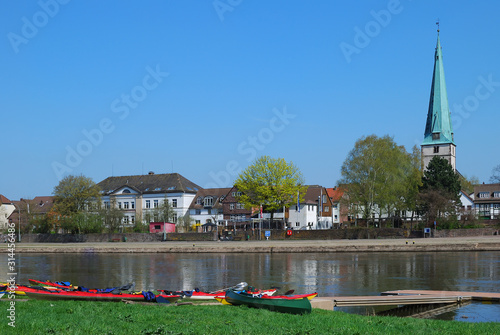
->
[28,279,75,289]
[159,288,276,300]
[21,286,181,303]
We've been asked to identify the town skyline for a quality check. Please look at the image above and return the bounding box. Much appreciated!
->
[2,1,499,200]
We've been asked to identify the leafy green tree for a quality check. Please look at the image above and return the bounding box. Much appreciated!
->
[157,196,175,222]
[418,156,461,225]
[459,174,480,195]
[339,135,416,225]
[234,156,305,229]
[53,175,101,216]
[402,146,423,228]
[177,212,194,232]
[99,206,123,233]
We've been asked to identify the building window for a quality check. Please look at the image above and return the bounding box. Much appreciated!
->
[433,146,439,153]
[432,133,440,140]
[324,206,329,212]
[131,216,135,224]
[494,192,500,198]
[118,202,122,209]
[131,201,135,209]
[145,200,151,208]
[195,209,201,215]
[196,197,202,205]
[236,203,244,209]
[154,225,161,230]
[172,199,177,208]
[124,202,129,209]
[204,196,213,207]
[295,222,300,227]
[479,192,490,199]
[230,203,235,210]
[172,213,178,222]
[154,200,159,208]
[104,201,110,209]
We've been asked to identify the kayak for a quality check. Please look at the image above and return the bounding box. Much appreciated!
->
[28,279,75,289]
[216,292,317,305]
[224,290,312,314]
[159,288,276,300]
[22,286,181,303]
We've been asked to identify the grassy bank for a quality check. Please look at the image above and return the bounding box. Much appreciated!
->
[1,300,499,334]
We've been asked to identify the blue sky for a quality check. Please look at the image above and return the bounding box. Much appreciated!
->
[2,1,499,200]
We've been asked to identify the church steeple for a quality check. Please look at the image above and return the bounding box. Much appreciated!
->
[422,31,454,146]
[421,27,456,171]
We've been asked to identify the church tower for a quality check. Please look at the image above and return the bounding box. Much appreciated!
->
[421,29,456,171]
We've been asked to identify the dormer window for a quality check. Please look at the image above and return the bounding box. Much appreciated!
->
[204,196,214,207]
[123,189,131,194]
[196,197,202,205]
[478,192,490,199]
[432,133,440,140]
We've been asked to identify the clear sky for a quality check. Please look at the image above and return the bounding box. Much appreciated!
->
[1,0,499,200]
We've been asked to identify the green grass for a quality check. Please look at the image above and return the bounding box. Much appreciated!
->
[1,299,499,335]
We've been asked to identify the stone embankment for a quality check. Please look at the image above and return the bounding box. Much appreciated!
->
[4,236,500,253]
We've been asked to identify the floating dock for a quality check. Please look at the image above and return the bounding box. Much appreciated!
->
[312,294,469,309]
[381,290,500,302]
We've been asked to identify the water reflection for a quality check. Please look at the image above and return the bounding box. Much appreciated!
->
[2,251,498,322]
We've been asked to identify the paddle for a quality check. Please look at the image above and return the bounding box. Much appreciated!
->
[209,282,248,294]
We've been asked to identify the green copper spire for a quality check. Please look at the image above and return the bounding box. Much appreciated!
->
[422,32,455,145]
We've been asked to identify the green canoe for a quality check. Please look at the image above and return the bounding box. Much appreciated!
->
[225,290,312,315]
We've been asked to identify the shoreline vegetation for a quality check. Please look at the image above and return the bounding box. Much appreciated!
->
[0,299,498,334]
[3,236,500,253]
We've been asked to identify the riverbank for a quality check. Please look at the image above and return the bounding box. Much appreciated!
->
[2,300,498,334]
[4,236,500,253]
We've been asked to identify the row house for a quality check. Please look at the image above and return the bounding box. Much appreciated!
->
[97,172,201,227]
[7,196,54,231]
[0,195,16,230]
[326,187,349,227]
[473,183,500,219]
[288,185,333,230]
[188,187,231,231]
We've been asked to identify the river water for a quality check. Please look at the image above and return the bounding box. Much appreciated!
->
[3,251,499,323]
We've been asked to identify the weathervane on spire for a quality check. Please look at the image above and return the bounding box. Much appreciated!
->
[436,19,440,33]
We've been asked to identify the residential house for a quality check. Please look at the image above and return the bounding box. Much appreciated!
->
[97,172,201,228]
[288,185,333,230]
[0,195,16,230]
[220,186,256,230]
[189,188,231,232]
[326,187,348,227]
[473,183,500,219]
[458,190,474,221]
[8,196,54,232]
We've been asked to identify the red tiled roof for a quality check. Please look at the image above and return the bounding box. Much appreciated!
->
[326,187,344,202]
[0,194,12,204]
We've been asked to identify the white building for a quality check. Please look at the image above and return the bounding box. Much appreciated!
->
[0,195,16,230]
[97,172,201,228]
[189,188,231,232]
[287,186,333,230]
